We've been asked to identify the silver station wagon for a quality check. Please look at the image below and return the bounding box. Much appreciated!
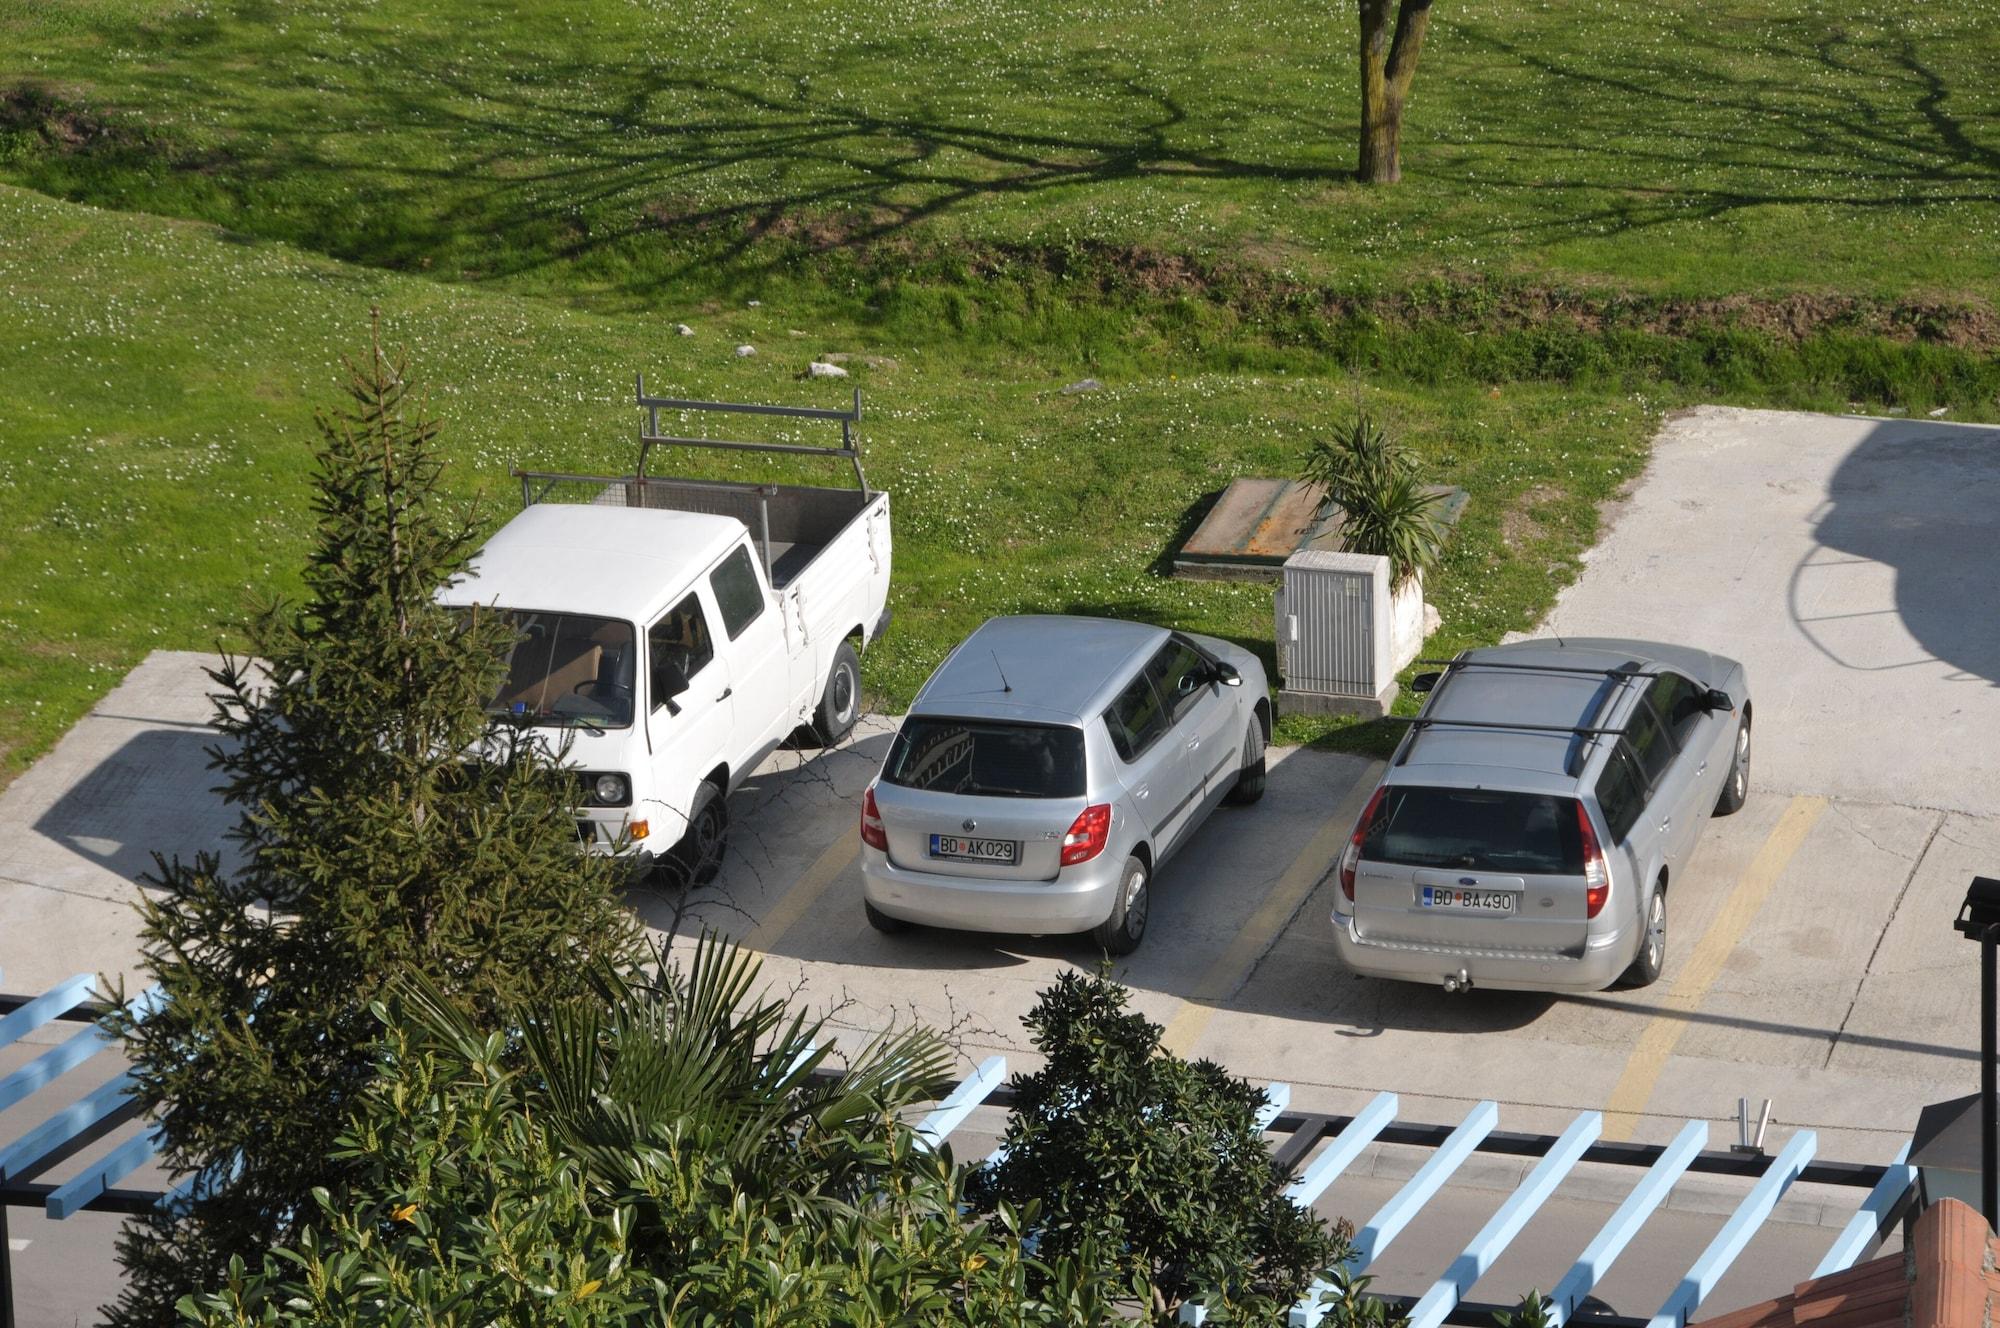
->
[860,616,1271,953]
[1332,638,1752,993]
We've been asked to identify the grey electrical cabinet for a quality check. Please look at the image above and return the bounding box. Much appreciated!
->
[1274,550,1398,717]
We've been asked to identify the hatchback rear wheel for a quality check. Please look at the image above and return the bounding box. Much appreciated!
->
[1091,857,1150,955]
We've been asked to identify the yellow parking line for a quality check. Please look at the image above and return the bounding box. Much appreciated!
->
[743,827,860,953]
[1159,764,1386,1058]
[1600,795,1827,1141]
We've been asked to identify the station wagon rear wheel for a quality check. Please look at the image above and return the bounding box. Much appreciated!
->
[1621,881,1666,988]
[1091,857,1149,956]
[1714,712,1751,816]
[864,900,909,934]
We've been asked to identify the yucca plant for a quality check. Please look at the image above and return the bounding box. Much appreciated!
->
[1299,410,1448,588]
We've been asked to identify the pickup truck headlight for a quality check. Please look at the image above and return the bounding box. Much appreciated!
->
[579,772,630,807]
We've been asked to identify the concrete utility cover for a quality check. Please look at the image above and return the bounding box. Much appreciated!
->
[1174,477,1467,580]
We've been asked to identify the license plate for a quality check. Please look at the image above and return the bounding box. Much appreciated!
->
[1421,886,1517,912]
[930,834,1019,864]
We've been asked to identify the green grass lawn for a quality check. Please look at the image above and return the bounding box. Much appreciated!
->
[1,0,1996,783]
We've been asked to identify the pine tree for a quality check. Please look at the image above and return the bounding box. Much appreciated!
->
[105,322,646,1327]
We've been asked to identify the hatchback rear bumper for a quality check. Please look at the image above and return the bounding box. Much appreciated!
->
[1329,912,1633,993]
[861,847,1120,934]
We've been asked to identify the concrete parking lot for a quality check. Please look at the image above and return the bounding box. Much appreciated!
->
[3,405,1996,1320]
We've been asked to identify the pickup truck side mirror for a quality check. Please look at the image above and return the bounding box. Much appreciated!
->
[1704,687,1734,713]
[1212,661,1242,688]
[653,660,690,708]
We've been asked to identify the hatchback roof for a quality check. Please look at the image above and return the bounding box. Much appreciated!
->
[913,616,1168,725]
[1394,639,1661,784]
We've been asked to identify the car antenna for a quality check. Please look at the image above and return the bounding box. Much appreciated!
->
[991,651,1012,693]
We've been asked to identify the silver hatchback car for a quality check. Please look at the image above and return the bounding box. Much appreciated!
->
[1331,638,1751,993]
[860,616,1271,953]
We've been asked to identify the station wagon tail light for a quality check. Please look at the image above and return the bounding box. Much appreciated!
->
[1340,787,1388,902]
[859,787,888,851]
[1060,804,1112,867]
[1578,800,1609,918]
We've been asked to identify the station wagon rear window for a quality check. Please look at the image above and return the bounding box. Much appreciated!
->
[882,719,1086,799]
[1361,787,1585,876]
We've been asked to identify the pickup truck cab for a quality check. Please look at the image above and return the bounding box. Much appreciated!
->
[440,387,891,884]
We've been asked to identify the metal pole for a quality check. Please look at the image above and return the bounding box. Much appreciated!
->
[1,1199,15,1328]
[1984,924,1997,1230]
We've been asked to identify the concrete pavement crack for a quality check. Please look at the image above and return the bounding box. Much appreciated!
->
[0,868,133,905]
[1821,809,1946,1070]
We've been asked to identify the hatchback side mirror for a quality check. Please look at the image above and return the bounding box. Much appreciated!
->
[1213,662,1242,688]
[1704,687,1733,712]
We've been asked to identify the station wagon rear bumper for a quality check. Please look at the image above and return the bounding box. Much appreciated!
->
[1329,913,1633,993]
[861,847,1121,935]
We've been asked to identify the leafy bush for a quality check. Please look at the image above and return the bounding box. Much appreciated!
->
[968,968,1346,1323]
[1299,409,1448,587]
[179,936,1119,1328]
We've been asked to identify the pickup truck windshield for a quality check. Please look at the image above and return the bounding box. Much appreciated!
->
[485,610,637,729]
[882,719,1085,799]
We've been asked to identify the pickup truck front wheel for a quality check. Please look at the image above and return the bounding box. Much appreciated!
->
[809,642,862,746]
[664,781,727,888]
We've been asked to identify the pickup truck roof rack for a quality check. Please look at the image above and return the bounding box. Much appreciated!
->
[632,375,869,494]
[1393,653,1651,773]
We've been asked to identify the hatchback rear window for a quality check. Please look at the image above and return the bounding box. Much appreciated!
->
[1361,787,1584,875]
[882,719,1086,799]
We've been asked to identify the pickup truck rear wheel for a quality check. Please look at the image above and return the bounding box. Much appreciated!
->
[809,641,862,746]
[665,780,727,888]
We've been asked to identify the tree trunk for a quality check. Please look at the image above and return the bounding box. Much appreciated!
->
[1357,0,1434,184]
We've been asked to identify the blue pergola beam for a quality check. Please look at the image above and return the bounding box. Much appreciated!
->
[1406,1111,1603,1328]
[0,974,97,1052]
[1647,1129,1817,1328]
[0,1072,137,1182]
[1811,1140,1914,1278]
[1289,1099,1498,1328]
[1254,1083,1293,1132]
[0,984,163,1117]
[46,1123,165,1219]
[915,1056,1006,1152]
[1285,1092,1398,1207]
[1548,1119,1708,1327]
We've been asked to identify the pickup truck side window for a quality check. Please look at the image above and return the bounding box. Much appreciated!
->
[709,546,766,641]
[648,593,715,710]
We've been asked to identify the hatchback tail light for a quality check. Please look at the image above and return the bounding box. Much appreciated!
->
[1577,799,1609,918]
[1060,804,1112,867]
[1340,786,1389,902]
[859,786,888,851]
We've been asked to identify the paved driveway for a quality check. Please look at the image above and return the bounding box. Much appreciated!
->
[4,406,1997,1320]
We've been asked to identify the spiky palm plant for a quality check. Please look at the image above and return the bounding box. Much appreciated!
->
[1300,410,1447,587]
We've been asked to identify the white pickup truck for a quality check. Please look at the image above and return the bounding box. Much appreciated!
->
[442,385,892,884]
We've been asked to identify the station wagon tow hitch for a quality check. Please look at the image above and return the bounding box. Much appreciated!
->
[1440,969,1472,994]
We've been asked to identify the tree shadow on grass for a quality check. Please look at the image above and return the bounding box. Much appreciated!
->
[14,2,1994,302]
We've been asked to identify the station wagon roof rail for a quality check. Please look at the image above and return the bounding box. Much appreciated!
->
[1396,651,1659,774]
